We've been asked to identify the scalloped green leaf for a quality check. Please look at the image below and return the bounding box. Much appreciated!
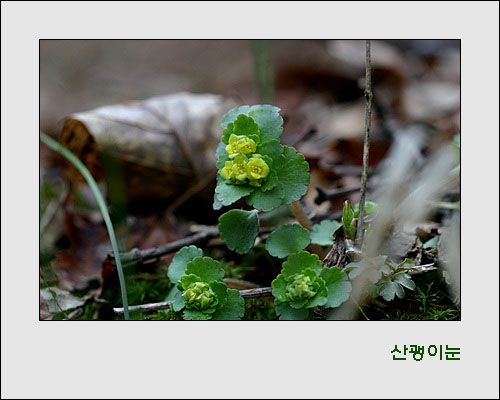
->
[248,105,283,143]
[185,257,225,283]
[222,105,251,130]
[209,281,229,305]
[233,114,260,137]
[214,181,253,207]
[247,182,284,211]
[211,288,245,320]
[179,274,202,291]
[273,146,310,205]
[271,274,288,302]
[183,309,211,320]
[218,209,259,254]
[167,245,203,284]
[275,302,312,320]
[257,139,283,165]
[265,224,311,258]
[221,105,283,146]
[171,291,186,312]
[310,220,341,246]
[281,251,322,278]
[320,267,352,308]
[215,140,227,162]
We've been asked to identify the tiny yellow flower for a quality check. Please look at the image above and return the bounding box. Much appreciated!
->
[236,136,257,155]
[225,134,256,158]
[220,161,234,180]
[246,155,270,181]
[231,155,249,181]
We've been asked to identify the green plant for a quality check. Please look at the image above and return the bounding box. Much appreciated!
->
[342,200,357,240]
[163,105,437,320]
[214,105,310,214]
[270,251,352,320]
[167,246,245,320]
[346,256,417,301]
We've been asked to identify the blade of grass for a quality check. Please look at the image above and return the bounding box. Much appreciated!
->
[39,132,130,320]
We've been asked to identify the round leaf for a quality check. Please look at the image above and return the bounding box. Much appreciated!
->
[281,251,322,278]
[265,224,311,258]
[247,182,284,211]
[214,181,253,207]
[320,267,352,308]
[275,302,311,320]
[310,220,341,246]
[273,146,310,205]
[211,289,245,320]
[185,257,225,283]
[218,209,259,254]
[167,245,203,284]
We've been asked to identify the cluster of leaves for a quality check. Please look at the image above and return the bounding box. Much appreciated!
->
[214,105,310,212]
[271,252,352,320]
[346,256,416,301]
[166,246,244,320]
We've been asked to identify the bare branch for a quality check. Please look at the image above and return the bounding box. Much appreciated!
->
[113,287,273,315]
[107,227,219,265]
[355,40,373,248]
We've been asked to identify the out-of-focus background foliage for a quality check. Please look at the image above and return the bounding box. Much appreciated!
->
[40,40,460,320]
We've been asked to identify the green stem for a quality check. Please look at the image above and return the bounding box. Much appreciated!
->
[40,132,130,320]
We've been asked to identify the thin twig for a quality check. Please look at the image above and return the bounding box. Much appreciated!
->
[353,298,370,321]
[113,287,273,315]
[107,227,220,265]
[355,40,373,248]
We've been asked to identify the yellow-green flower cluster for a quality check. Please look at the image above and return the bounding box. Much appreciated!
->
[182,281,217,310]
[221,134,270,187]
[285,273,318,302]
[225,134,257,158]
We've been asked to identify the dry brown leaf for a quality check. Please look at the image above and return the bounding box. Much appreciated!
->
[59,92,236,210]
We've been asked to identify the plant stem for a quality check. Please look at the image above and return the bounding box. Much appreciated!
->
[288,201,313,230]
[355,40,373,248]
[39,132,130,320]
